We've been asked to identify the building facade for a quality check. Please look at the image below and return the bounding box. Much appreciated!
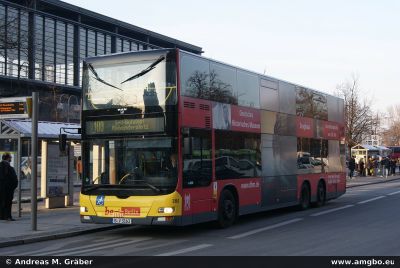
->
[0,0,202,123]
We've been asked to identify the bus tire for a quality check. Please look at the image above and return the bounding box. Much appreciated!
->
[217,189,237,228]
[298,183,311,210]
[313,181,326,207]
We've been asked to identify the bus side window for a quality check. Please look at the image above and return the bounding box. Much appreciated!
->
[182,128,212,188]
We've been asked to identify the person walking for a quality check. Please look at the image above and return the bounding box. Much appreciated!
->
[349,156,356,179]
[381,157,390,178]
[76,156,83,181]
[0,153,18,221]
[359,157,365,176]
[390,158,396,176]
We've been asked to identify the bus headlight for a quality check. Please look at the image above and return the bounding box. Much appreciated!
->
[158,207,175,214]
[80,206,88,213]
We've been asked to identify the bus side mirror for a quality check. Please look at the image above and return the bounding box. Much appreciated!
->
[59,134,67,152]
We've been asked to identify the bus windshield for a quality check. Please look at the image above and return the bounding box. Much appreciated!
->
[82,50,177,111]
[82,137,178,194]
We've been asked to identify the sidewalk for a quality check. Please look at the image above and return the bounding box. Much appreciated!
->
[346,174,400,188]
[0,190,123,249]
[1,175,400,249]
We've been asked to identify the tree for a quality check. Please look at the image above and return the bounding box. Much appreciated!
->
[336,75,375,152]
[382,105,400,146]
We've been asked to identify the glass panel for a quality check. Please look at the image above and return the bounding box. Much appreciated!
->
[34,15,44,80]
[296,87,328,120]
[183,129,212,188]
[261,134,296,176]
[180,53,210,99]
[116,38,122,53]
[66,24,74,85]
[279,81,296,115]
[39,91,81,123]
[44,17,55,82]
[279,136,298,175]
[83,50,177,111]
[209,62,237,104]
[215,131,261,179]
[123,40,130,52]
[260,86,279,112]
[328,140,342,172]
[236,70,260,108]
[130,41,138,52]
[87,30,95,57]
[82,137,178,195]
[260,78,278,89]
[297,138,328,173]
[105,35,111,54]
[79,27,86,60]
[275,113,296,136]
[55,21,66,84]
[0,4,5,75]
[6,7,18,77]
[19,10,29,78]
[97,32,104,55]
[261,111,277,134]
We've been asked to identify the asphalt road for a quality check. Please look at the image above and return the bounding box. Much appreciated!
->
[2,180,400,256]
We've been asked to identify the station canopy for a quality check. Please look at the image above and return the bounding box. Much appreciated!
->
[0,119,80,139]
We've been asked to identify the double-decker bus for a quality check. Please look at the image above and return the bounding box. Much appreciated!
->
[80,49,346,227]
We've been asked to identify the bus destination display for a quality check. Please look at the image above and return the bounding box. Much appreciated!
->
[85,117,165,135]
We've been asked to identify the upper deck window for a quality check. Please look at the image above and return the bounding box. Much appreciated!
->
[83,50,177,111]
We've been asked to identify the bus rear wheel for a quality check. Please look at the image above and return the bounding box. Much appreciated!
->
[313,181,326,207]
[217,189,237,228]
[299,183,311,210]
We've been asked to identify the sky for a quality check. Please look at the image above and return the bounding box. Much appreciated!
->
[63,0,400,113]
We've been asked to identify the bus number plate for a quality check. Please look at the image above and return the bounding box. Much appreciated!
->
[112,218,132,225]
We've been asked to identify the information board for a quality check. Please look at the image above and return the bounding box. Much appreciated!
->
[0,97,30,119]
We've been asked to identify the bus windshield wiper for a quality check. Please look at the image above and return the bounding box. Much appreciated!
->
[132,180,161,193]
[83,184,105,193]
[120,56,165,84]
[88,63,123,91]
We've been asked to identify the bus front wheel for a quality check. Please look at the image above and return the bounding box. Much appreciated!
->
[217,189,237,228]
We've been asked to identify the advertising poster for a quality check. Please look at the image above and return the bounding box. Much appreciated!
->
[46,144,69,197]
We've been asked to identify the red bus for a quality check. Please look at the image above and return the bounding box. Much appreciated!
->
[388,146,400,159]
[80,49,346,227]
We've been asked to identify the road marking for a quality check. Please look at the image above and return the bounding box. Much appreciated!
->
[54,238,151,256]
[357,196,386,204]
[156,244,213,256]
[31,237,149,256]
[227,218,303,239]
[387,190,400,196]
[310,205,354,217]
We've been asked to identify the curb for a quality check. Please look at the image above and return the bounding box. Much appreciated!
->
[346,177,400,188]
[0,224,127,249]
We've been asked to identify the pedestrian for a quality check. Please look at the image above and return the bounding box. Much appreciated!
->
[349,156,356,179]
[76,156,83,181]
[381,157,390,178]
[0,153,18,221]
[390,158,396,176]
[359,158,365,176]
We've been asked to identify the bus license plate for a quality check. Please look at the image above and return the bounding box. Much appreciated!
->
[112,218,132,225]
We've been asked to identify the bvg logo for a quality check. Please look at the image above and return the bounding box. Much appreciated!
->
[96,195,105,206]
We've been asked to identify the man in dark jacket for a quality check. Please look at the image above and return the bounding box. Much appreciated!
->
[0,153,18,221]
[349,156,356,179]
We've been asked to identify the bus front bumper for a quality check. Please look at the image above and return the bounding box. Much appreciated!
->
[80,215,182,226]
